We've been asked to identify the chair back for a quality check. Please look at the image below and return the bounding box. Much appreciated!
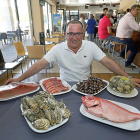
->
[59,34,63,41]
[14,41,26,55]
[26,45,45,59]
[45,44,55,51]
[45,38,59,43]
[0,49,5,64]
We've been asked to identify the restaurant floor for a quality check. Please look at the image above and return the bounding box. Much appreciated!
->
[0,37,140,86]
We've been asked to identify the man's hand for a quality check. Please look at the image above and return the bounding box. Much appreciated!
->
[5,78,21,85]
[131,78,140,87]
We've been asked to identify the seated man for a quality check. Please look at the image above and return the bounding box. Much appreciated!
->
[98,9,118,50]
[116,4,140,68]
[5,20,140,87]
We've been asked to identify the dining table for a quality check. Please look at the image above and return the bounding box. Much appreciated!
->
[45,41,55,45]
[0,82,140,140]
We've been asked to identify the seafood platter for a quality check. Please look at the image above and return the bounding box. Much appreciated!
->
[0,82,40,101]
[39,77,72,95]
[107,76,138,98]
[80,95,140,131]
[21,91,71,133]
[72,76,109,95]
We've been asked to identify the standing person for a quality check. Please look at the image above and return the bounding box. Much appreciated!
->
[5,20,140,87]
[116,4,140,69]
[126,8,130,13]
[94,17,99,38]
[84,14,96,42]
[79,14,86,40]
[98,9,118,50]
[99,8,108,20]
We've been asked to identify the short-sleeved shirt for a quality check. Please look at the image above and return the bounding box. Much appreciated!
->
[98,16,111,39]
[99,14,104,20]
[87,18,96,34]
[44,40,106,82]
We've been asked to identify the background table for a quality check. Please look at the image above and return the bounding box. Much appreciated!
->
[0,82,140,140]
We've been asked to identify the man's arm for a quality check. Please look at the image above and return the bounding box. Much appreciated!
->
[100,56,140,87]
[107,26,115,36]
[5,58,50,84]
[84,25,88,32]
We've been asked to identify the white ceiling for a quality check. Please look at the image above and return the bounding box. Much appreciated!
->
[56,0,120,6]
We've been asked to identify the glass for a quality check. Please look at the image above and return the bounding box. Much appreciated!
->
[66,32,83,37]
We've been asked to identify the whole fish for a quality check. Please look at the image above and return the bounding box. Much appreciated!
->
[81,95,140,123]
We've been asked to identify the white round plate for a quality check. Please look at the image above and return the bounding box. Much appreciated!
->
[107,86,138,98]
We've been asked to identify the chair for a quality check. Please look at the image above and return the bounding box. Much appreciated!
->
[26,45,47,75]
[13,41,28,63]
[0,49,23,79]
[33,36,39,45]
[45,44,55,52]
[45,38,59,44]
[110,42,127,71]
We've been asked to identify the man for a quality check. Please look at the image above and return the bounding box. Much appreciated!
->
[99,8,108,20]
[5,20,140,87]
[84,14,96,42]
[116,4,140,68]
[98,9,118,50]
[79,14,86,39]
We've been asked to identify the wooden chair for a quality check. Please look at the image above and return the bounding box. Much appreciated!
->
[45,38,59,44]
[0,49,23,79]
[13,41,28,63]
[26,45,47,75]
[45,44,55,52]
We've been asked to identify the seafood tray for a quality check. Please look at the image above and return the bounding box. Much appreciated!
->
[80,100,140,131]
[72,77,109,95]
[107,86,138,98]
[39,77,72,95]
[20,104,69,133]
[21,91,71,133]
[0,82,40,101]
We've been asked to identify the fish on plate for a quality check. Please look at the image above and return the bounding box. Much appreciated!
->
[81,95,140,123]
[0,82,39,99]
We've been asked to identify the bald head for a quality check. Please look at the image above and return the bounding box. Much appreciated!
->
[66,20,83,32]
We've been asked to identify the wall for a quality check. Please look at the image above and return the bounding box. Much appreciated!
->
[119,0,136,11]
[31,0,44,41]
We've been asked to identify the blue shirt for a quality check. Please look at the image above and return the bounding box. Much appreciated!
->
[87,18,96,34]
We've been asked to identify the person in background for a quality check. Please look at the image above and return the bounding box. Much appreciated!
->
[116,4,140,69]
[126,8,131,13]
[94,17,99,38]
[84,14,96,42]
[98,9,118,51]
[79,14,87,40]
[99,8,108,20]
[5,20,140,87]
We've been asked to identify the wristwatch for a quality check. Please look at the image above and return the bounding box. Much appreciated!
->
[127,76,132,78]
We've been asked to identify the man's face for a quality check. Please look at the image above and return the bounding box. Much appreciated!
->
[66,24,83,50]
[104,9,108,15]
[131,7,140,17]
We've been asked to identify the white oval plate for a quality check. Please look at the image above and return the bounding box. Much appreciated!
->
[39,77,72,95]
[20,104,69,133]
[80,100,140,131]
[0,82,40,101]
[72,79,109,96]
[107,86,138,98]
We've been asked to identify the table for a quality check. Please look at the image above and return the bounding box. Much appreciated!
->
[0,82,140,140]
